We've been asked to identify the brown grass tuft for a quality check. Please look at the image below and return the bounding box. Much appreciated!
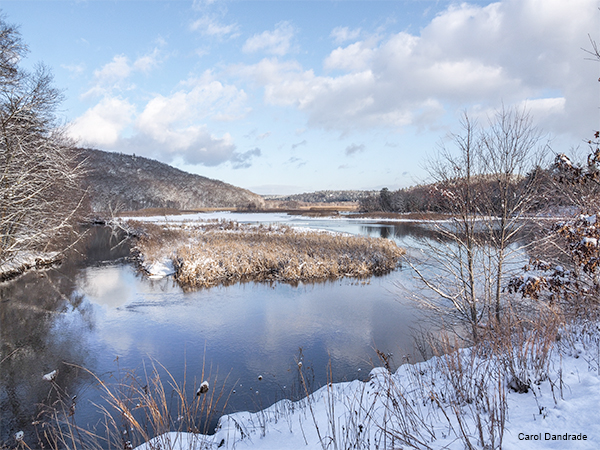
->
[133,221,404,289]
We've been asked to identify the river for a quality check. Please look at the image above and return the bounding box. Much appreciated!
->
[0,212,522,447]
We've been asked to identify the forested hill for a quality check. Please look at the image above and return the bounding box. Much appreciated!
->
[81,148,266,212]
[264,190,376,203]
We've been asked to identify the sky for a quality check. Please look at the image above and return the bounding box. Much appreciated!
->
[1,0,599,195]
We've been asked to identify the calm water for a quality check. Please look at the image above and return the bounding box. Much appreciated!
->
[0,214,444,446]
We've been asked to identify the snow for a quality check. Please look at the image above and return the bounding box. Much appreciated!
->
[120,211,295,225]
[118,211,450,225]
[144,258,176,279]
[124,211,600,449]
[135,331,600,450]
[581,237,598,247]
[558,154,573,167]
[0,251,60,279]
[42,370,57,382]
[196,381,209,395]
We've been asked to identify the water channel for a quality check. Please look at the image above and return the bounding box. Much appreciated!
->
[0,212,512,446]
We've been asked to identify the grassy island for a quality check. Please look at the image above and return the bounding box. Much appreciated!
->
[133,221,404,288]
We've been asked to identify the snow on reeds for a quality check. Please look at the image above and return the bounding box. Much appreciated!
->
[132,221,404,288]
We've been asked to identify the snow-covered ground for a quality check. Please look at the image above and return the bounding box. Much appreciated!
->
[144,257,176,278]
[134,327,600,450]
[128,213,376,279]
[121,211,296,224]
[0,250,60,280]
[119,211,449,225]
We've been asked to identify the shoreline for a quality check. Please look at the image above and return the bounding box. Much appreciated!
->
[116,208,580,224]
[133,321,600,450]
[0,252,62,282]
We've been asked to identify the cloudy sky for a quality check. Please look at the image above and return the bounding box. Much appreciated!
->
[3,0,599,194]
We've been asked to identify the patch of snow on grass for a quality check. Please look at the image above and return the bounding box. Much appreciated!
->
[144,258,176,279]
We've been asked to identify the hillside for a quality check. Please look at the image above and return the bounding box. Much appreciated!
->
[81,148,265,212]
[263,190,375,203]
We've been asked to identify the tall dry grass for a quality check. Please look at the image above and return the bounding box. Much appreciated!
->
[133,221,404,289]
[33,360,230,450]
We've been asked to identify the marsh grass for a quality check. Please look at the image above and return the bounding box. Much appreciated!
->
[33,359,231,450]
[133,221,404,289]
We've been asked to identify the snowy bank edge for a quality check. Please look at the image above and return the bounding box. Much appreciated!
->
[134,335,600,450]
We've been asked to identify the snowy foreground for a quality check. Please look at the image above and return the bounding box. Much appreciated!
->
[135,329,600,450]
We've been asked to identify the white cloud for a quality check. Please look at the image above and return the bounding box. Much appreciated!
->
[192,0,219,10]
[518,97,567,133]
[291,140,307,150]
[133,73,248,164]
[94,55,131,85]
[190,15,238,37]
[286,156,306,168]
[330,26,361,44]
[324,38,378,72]
[61,62,86,77]
[231,147,261,169]
[236,0,597,138]
[70,72,251,167]
[133,47,162,73]
[257,132,271,141]
[345,143,365,156]
[131,126,238,166]
[68,97,136,147]
[243,21,295,56]
[84,45,165,98]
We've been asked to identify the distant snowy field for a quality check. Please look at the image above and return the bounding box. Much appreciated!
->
[120,211,296,224]
[118,211,443,225]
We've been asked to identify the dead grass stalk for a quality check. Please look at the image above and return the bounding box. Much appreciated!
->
[133,221,404,289]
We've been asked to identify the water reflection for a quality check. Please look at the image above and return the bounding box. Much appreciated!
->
[0,266,93,444]
[0,226,132,446]
[77,266,136,308]
[0,218,437,447]
[360,222,439,242]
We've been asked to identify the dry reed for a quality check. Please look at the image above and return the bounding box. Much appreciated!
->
[133,221,404,289]
[34,359,230,450]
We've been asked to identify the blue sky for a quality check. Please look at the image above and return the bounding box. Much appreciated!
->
[2,0,599,195]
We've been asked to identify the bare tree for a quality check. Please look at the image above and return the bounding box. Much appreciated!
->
[479,108,547,322]
[0,15,85,265]
[409,108,546,342]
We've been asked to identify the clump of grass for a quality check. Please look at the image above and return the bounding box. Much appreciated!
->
[133,221,404,289]
[35,359,230,450]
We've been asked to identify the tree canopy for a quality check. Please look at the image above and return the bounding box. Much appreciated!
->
[0,15,85,265]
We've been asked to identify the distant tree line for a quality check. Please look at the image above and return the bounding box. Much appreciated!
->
[359,167,582,215]
[265,190,376,204]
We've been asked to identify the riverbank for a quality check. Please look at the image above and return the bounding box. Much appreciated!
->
[132,220,404,288]
[0,251,61,282]
[131,320,600,450]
